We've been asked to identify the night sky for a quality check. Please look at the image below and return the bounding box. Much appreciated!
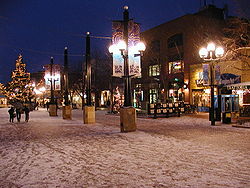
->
[0,0,249,83]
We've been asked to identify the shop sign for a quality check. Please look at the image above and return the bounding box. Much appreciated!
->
[195,79,204,87]
[221,73,241,86]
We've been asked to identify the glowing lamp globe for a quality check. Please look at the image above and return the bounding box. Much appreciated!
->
[215,47,224,58]
[199,47,208,58]
[117,40,126,51]
[136,42,146,52]
[207,42,216,51]
[108,44,115,53]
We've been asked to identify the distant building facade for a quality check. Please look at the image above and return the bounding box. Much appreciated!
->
[139,5,227,110]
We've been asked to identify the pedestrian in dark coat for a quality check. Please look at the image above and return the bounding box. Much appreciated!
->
[24,106,30,122]
[16,107,22,122]
[8,107,15,123]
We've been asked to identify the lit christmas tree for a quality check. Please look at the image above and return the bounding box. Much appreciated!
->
[5,55,34,103]
[0,83,5,92]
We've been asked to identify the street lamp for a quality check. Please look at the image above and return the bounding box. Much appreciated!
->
[45,57,59,116]
[83,32,95,124]
[109,6,145,132]
[109,41,146,107]
[199,42,224,125]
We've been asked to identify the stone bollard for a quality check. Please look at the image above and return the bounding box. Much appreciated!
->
[49,104,57,116]
[62,105,72,120]
[120,107,136,132]
[83,106,95,124]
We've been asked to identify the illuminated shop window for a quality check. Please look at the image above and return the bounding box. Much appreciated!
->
[149,65,160,76]
[169,61,184,74]
[149,88,158,104]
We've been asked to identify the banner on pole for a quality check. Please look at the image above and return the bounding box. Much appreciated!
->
[214,64,221,85]
[203,64,210,86]
[111,20,141,77]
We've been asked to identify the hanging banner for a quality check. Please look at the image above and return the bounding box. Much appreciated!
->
[128,21,141,77]
[112,53,124,77]
[44,64,61,90]
[214,64,221,85]
[203,64,210,86]
[112,21,124,77]
[111,20,141,77]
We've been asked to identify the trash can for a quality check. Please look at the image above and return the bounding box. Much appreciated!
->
[215,108,221,121]
[222,112,231,124]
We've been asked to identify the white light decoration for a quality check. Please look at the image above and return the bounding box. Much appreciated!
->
[117,40,126,51]
[135,42,146,52]
[129,45,139,54]
[199,47,208,58]
[108,44,115,53]
[39,87,46,92]
[207,42,216,51]
[54,73,60,80]
[34,88,42,94]
[44,74,51,80]
[215,47,224,57]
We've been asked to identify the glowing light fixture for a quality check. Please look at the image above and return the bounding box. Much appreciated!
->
[215,47,224,57]
[207,42,216,51]
[199,47,208,58]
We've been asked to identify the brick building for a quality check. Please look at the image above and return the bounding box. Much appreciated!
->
[138,5,226,110]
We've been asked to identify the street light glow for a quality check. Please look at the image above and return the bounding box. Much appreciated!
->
[215,47,224,57]
[136,42,146,52]
[117,40,127,51]
[39,87,46,92]
[199,47,208,58]
[108,44,115,53]
[207,42,216,51]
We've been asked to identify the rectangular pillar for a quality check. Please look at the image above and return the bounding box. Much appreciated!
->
[120,107,136,132]
[49,104,57,116]
[62,105,72,120]
[83,106,95,124]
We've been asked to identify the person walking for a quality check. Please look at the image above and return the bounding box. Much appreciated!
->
[16,106,22,122]
[24,106,30,122]
[46,101,49,111]
[8,107,15,123]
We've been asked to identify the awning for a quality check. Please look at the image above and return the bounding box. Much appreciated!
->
[226,82,250,90]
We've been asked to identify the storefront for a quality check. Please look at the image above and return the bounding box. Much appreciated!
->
[0,95,8,107]
[133,84,143,108]
[227,82,250,116]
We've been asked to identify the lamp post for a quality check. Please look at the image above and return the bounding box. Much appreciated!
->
[109,6,145,132]
[63,47,70,106]
[49,57,55,104]
[62,47,72,119]
[199,42,224,125]
[86,32,91,106]
[83,31,95,124]
[47,57,59,116]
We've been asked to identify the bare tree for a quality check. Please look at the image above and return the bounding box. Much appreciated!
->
[222,17,250,69]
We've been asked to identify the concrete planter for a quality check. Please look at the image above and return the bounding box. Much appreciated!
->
[83,106,95,124]
[120,107,137,132]
[62,105,72,120]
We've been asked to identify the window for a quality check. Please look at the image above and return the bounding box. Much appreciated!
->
[150,40,160,52]
[149,89,158,104]
[169,61,184,74]
[167,33,183,48]
[149,65,160,76]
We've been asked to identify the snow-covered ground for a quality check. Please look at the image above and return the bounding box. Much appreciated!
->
[0,108,249,188]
